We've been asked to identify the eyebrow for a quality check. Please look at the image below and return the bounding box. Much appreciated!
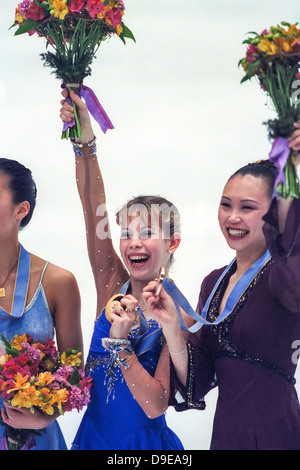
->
[221,196,262,205]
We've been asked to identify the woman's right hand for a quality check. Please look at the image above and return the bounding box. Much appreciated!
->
[60,90,94,144]
[143,281,181,335]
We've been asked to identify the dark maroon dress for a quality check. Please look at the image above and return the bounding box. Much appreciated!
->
[170,198,300,450]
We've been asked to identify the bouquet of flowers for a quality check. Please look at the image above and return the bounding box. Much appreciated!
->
[0,334,92,450]
[11,0,135,139]
[239,21,300,198]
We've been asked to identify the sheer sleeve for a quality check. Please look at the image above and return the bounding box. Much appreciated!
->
[75,145,129,316]
[263,198,300,313]
[119,342,170,419]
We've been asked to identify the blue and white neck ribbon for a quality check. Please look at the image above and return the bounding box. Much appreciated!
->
[163,249,272,333]
[0,244,30,318]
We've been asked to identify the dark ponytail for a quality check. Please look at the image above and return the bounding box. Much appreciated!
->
[0,158,37,230]
[228,160,278,199]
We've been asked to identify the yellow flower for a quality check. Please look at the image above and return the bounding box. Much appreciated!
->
[116,24,123,36]
[11,334,28,351]
[61,351,81,368]
[51,0,69,20]
[15,8,26,25]
[37,388,56,415]
[257,38,278,55]
[52,388,68,412]
[10,385,39,409]
[36,371,54,387]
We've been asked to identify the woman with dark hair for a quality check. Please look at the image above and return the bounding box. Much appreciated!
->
[0,158,82,450]
[144,132,300,450]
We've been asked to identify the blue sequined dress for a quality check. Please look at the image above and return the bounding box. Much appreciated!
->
[0,262,67,450]
[71,309,183,450]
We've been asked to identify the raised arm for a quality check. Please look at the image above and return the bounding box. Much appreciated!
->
[60,91,129,316]
[263,135,300,313]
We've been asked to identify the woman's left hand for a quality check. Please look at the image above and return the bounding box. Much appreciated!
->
[289,123,300,161]
[1,401,58,430]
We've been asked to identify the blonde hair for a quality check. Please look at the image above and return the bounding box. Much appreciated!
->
[116,195,181,239]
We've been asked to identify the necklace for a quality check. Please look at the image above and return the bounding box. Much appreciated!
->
[0,259,18,298]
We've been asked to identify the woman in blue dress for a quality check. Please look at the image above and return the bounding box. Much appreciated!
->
[0,158,82,450]
[60,90,192,450]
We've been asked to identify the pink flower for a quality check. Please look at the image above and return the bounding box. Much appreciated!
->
[106,8,123,28]
[246,44,259,64]
[67,384,90,411]
[53,366,74,387]
[18,0,32,15]
[68,0,85,13]
[260,29,269,36]
[86,0,104,19]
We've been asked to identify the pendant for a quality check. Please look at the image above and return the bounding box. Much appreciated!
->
[0,288,5,298]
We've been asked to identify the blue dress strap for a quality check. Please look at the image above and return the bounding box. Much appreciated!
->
[0,244,30,318]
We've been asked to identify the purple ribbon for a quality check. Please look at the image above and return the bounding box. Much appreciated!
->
[269,137,290,197]
[63,84,114,134]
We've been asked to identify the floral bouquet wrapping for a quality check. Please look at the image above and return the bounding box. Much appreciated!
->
[0,334,92,450]
[12,0,135,139]
[239,21,300,198]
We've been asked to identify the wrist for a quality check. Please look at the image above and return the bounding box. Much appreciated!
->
[71,136,97,158]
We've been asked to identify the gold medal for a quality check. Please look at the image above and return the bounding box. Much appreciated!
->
[0,288,5,298]
[105,294,124,322]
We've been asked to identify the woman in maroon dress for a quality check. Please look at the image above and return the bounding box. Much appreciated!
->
[143,126,300,449]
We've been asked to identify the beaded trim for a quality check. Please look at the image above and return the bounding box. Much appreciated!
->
[208,259,296,385]
[71,137,97,157]
[86,338,133,403]
[185,342,206,410]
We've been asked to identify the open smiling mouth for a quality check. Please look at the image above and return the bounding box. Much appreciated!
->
[129,255,150,265]
[227,228,249,238]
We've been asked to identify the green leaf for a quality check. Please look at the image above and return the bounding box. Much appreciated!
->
[14,19,37,36]
[69,367,80,386]
[8,23,18,31]
[0,335,19,357]
[119,23,136,43]
[240,75,251,84]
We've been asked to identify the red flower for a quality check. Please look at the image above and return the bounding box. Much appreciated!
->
[69,0,85,13]
[26,2,46,21]
[86,0,104,19]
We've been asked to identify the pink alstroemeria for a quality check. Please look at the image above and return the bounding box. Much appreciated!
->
[68,0,85,13]
[86,0,104,19]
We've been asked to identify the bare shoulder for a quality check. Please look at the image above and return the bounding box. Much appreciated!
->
[29,254,79,311]
[30,253,77,284]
